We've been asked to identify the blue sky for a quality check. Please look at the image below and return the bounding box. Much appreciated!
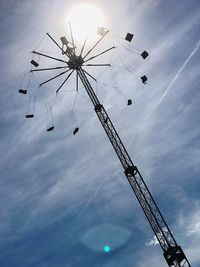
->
[0,0,200,266]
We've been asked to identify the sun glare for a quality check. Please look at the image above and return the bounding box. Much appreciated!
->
[67,3,105,43]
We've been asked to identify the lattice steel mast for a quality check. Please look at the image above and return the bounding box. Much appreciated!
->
[77,70,190,267]
[26,28,191,267]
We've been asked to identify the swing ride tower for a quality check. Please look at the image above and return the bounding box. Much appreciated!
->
[21,27,191,267]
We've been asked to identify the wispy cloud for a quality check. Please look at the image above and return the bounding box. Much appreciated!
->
[0,0,200,267]
[145,235,159,247]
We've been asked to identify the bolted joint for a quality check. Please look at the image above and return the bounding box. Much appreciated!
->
[124,165,138,176]
[67,56,84,70]
[163,246,186,266]
[94,104,103,112]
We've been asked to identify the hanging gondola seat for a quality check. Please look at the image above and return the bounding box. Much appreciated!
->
[25,114,34,118]
[127,99,132,105]
[141,51,149,59]
[97,27,107,36]
[47,126,54,132]
[125,33,134,42]
[60,36,68,45]
[141,75,148,84]
[19,89,27,94]
[73,127,79,135]
[30,60,39,67]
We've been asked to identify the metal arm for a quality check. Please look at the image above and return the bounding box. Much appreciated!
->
[83,64,111,67]
[31,66,68,72]
[83,30,109,59]
[47,33,65,54]
[32,51,68,64]
[80,36,88,57]
[84,46,115,63]
[78,68,191,267]
[56,70,74,93]
[39,69,70,86]
[69,22,76,56]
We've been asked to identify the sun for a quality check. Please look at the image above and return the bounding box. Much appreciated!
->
[67,3,105,43]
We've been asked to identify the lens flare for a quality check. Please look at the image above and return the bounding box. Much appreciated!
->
[104,245,110,253]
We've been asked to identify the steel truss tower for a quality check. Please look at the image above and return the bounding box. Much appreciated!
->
[28,30,191,267]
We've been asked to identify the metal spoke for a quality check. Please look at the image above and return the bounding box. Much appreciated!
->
[69,22,76,56]
[83,30,109,60]
[46,33,65,54]
[83,64,111,67]
[31,66,69,72]
[39,69,71,86]
[84,46,115,63]
[56,70,74,93]
[32,51,68,64]
[82,69,97,81]
[80,36,88,57]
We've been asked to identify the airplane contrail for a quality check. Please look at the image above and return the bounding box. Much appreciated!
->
[145,38,200,120]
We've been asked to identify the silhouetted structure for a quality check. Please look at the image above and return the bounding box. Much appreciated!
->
[73,127,79,135]
[30,60,39,67]
[125,32,134,42]
[25,114,34,118]
[141,50,149,59]
[25,27,191,267]
[47,126,54,132]
[141,75,148,84]
[19,89,27,94]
